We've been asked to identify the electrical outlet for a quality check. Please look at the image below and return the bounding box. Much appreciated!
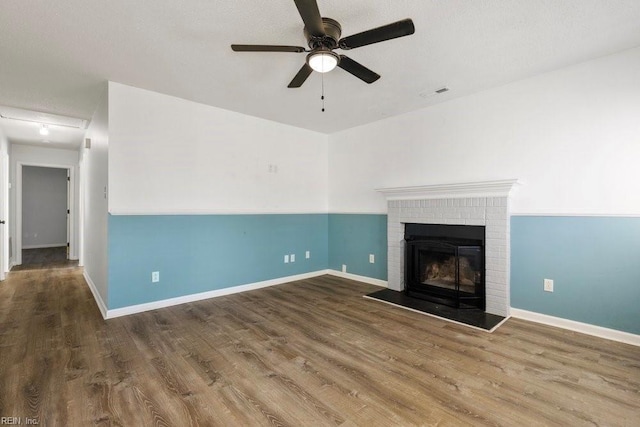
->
[284,255,289,263]
[290,254,295,263]
[369,254,375,264]
[543,278,554,292]
[152,271,160,283]
[305,250,310,259]
[342,264,347,273]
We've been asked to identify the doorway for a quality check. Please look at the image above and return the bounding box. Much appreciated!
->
[13,164,78,271]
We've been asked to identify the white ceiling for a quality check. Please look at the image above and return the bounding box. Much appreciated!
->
[1,0,640,148]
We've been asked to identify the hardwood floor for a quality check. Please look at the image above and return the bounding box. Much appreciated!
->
[11,247,78,271]
[0,269,638,426]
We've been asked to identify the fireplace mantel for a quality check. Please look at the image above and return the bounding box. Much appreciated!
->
[376,179,520,200]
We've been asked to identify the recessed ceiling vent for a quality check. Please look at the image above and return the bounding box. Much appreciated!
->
[0,106,88,129]
[419,86,450,98]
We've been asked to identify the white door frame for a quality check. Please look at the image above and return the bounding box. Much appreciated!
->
[16,162,76,265]
[0,152,8,280]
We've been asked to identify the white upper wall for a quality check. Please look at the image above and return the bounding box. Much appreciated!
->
[108,82,328,214]
[328,47,640,216]
[81,85,109,307]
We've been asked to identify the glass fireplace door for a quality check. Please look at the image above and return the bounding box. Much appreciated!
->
[407,241,484,309]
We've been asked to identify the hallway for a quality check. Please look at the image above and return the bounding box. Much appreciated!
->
[11,247,78,271]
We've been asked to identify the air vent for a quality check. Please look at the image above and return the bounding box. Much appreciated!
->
[419,86,450,98]
[0,106,87,129]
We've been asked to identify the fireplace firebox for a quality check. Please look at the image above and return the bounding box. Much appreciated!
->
[405,223,485,310]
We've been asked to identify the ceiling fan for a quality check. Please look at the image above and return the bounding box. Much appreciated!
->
[231,0,415,88]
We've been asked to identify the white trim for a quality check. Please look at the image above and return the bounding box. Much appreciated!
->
[83,270,107,319]
[16,162,77,265]
[328,211,388,215]
[327,269,388,287]
[376,179,520,200]
[511,212,640,218]
[510,308,640,347]
[23,243,67,249]
[103,270,330,319]
[108,209,330,216]
[0,151,7,280]
[363,295,509,333]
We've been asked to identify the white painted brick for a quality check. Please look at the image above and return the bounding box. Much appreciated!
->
[485,302,508,317]
[486,257,507,272]
[486,270,507,284]
[486,207,507,220]
[485,238,506,248]
[486,230,506,240]
[485,221,507,233]
[492,197,507,207]
[464,219,486,226]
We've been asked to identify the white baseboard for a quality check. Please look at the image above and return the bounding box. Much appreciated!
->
[510,308,640,347]
[83,270,108,319]
[23,243,67,249]
[327,269,388,287]
[104,270,330,319]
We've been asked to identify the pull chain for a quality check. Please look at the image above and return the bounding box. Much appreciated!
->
[321,71,325,112]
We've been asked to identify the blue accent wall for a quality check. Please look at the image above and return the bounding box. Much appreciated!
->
[511,216,640,334]
[107,212,638,336]
[328,214,387,280]
[108,214,328,309]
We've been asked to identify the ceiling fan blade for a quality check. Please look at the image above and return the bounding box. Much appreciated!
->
[338,55,380,84]
[339,18,415,50]
[293,0,325,37]
[231,44,306,53]
[288,63,313,88]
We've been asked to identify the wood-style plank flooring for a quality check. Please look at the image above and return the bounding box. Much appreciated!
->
[11,247,78,271]
[0,268,638,426]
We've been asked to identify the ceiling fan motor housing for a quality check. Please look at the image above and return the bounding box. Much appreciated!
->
[304,17,342,50]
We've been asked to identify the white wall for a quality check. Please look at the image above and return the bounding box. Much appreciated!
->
[328,47,640,216]
[9,144,79,263]
[0,129,8,277]
[108,82,328,214]
[22,166,68,248]
[82,86,109,307]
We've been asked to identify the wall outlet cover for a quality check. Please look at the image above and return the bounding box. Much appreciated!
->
[284,255,289,263]
[369,254,375,263]
[305,251,310,259]
[543,278,554,292]
[342,264,347,273]
[152,271,160,283]
[290,254,295,262]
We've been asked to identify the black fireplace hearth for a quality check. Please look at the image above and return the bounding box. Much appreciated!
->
[405,223,485,310]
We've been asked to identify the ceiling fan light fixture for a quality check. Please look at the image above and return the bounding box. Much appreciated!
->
[307,50,339,73]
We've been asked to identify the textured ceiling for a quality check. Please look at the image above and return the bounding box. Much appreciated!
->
[1,0,640,148]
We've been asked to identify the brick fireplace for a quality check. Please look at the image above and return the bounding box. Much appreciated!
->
[377,180,519,317]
